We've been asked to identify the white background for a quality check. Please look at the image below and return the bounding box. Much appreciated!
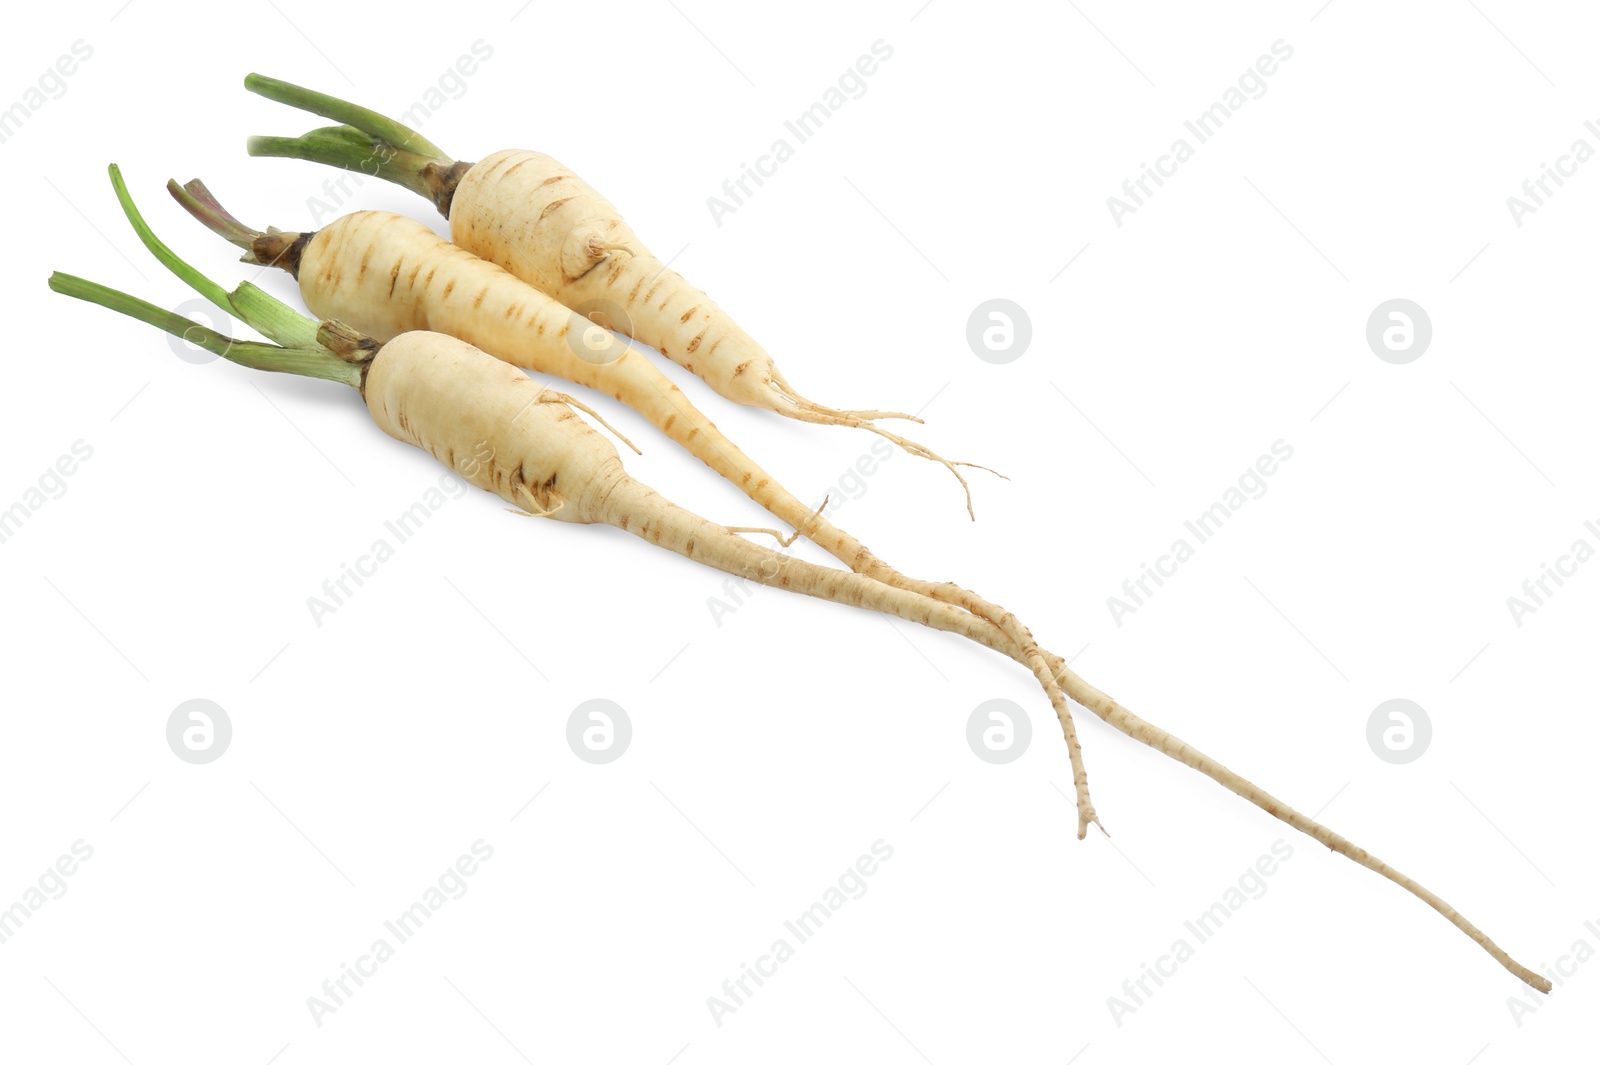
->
[2,1,1596,1062]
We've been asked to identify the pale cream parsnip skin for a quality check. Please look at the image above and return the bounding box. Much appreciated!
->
[363,331,614,521]
[446,149,794,410]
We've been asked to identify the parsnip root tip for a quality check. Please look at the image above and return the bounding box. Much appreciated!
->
[856,420,978,518]
[1077,809,1106,840]
[956,460,1009,482]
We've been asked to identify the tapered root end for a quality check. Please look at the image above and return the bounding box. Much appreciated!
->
[838,418,989,519]
[1516,967,1554,993]
[782,391,921,425]
[769,385,997,518]
[865,422,976,518]
[767,371,920,423]
[826,407,924,424]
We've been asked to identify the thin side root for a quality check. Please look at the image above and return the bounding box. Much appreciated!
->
[507,490,565,519]
[768,385,1004,518]
[727,526,802,547]
[768,367,922,423]
[798,494,832,538]
[730,494,834,547]
[800,399,924,423]
[538,391,641,455]
[594,240,635,258]
[855,421,987,519]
